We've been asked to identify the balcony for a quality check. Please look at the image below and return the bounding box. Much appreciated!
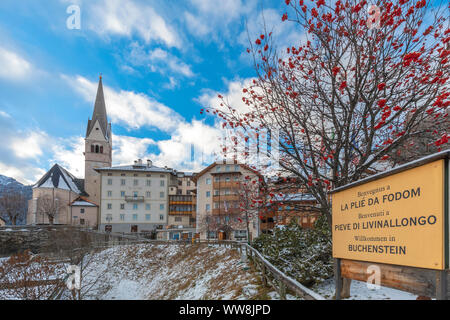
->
[212,194,239,202]
[211,208,241,216]
[125,196,144,202]
[213,181,240,190]
[169,210,195,215]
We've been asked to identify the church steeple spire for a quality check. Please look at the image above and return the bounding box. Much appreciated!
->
[86,75,109,140]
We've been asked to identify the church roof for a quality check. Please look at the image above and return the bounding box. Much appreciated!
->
[33,164,87,195]
[86,76,110,140]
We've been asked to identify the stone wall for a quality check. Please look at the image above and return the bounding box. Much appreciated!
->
[0,226,142,257]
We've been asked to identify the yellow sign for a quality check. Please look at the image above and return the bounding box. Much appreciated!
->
[332,160,445,270]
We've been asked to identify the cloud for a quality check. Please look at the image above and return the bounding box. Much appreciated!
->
[197,77,256,115]
[0,47,33,81]
[63,75,183,131]
[10,130,49,160]
[50,136,85,178]
[112,134,156,166]
[126,43,195,85]
[237,8,307,52]
[183,0,257,43]
[87,0,181,48]
[0,162,46,186]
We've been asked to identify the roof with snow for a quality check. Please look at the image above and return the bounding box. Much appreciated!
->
[33,164,86,195]
[270,193,317,202]
[70,196,98,207]
[94,163,177,174]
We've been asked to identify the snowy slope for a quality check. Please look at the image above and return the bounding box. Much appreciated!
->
[79,244,270,300]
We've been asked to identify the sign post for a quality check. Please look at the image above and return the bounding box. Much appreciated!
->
[331,150,450,299]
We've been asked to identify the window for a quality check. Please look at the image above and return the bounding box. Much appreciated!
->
[146,191,151,198]
[178,180,182,186]
[133,214,138,221]
[121,191,125,197]
[121,179,126,185]
[146,214,151,221]
[100,146,103,153]
[214,202,219,209]
[225,177,230,182]
[235,165,239,171]
[160,204,165,210]
[234,176,239,181]
[159,214,164,220]
[206,178,211,185]
[80,219,85,225]
[133,191,138,197]
[206,204,210,212]
[206,191,211,198]
[133,179,138,186]
[146,180,151,186]
[120,214,125,221]
[160,180,165,187]
[226,165,230,172]
[133,203,138,210]
[107,203,112,210]
[146,204,151,210]
[121,173,126,176]
[107,179,112,185]
[215,177,220,182]
[214,190,219,196]
[160,192,165,198]
[80,208,85,214]
[107,173,112,176]
[187,181,191,186]
[175,217,182,222]
[95,145,99,153]
[107,191,112,197]
[120,204,125,210]
[216,166,221,172]
[91,145,94,153]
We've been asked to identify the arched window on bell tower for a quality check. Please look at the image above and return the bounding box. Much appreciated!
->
[100,146,103,153]
[91,145,94,153]
[95,145,99,153]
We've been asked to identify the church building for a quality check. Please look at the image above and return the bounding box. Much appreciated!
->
[27,76,112,228]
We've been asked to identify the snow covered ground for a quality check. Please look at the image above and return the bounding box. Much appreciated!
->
[78,243,269,300]
[313,278,418,300]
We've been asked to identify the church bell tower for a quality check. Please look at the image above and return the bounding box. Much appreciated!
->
[84,75,112,205]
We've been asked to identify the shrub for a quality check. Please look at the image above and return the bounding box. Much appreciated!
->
[252,215,333,287]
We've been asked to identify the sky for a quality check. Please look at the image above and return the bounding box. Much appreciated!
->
[0,0,305,185]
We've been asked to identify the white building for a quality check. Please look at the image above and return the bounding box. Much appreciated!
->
[95,159,178,233]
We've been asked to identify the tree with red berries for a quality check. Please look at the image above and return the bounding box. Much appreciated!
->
[208,0,449,229]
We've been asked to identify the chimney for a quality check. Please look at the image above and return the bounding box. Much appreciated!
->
[147,159,152,167]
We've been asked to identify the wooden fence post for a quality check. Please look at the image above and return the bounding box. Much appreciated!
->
[334,258,343,300]
[279,281,286,300]
[261,264,267,287]
[436,270,448,300]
